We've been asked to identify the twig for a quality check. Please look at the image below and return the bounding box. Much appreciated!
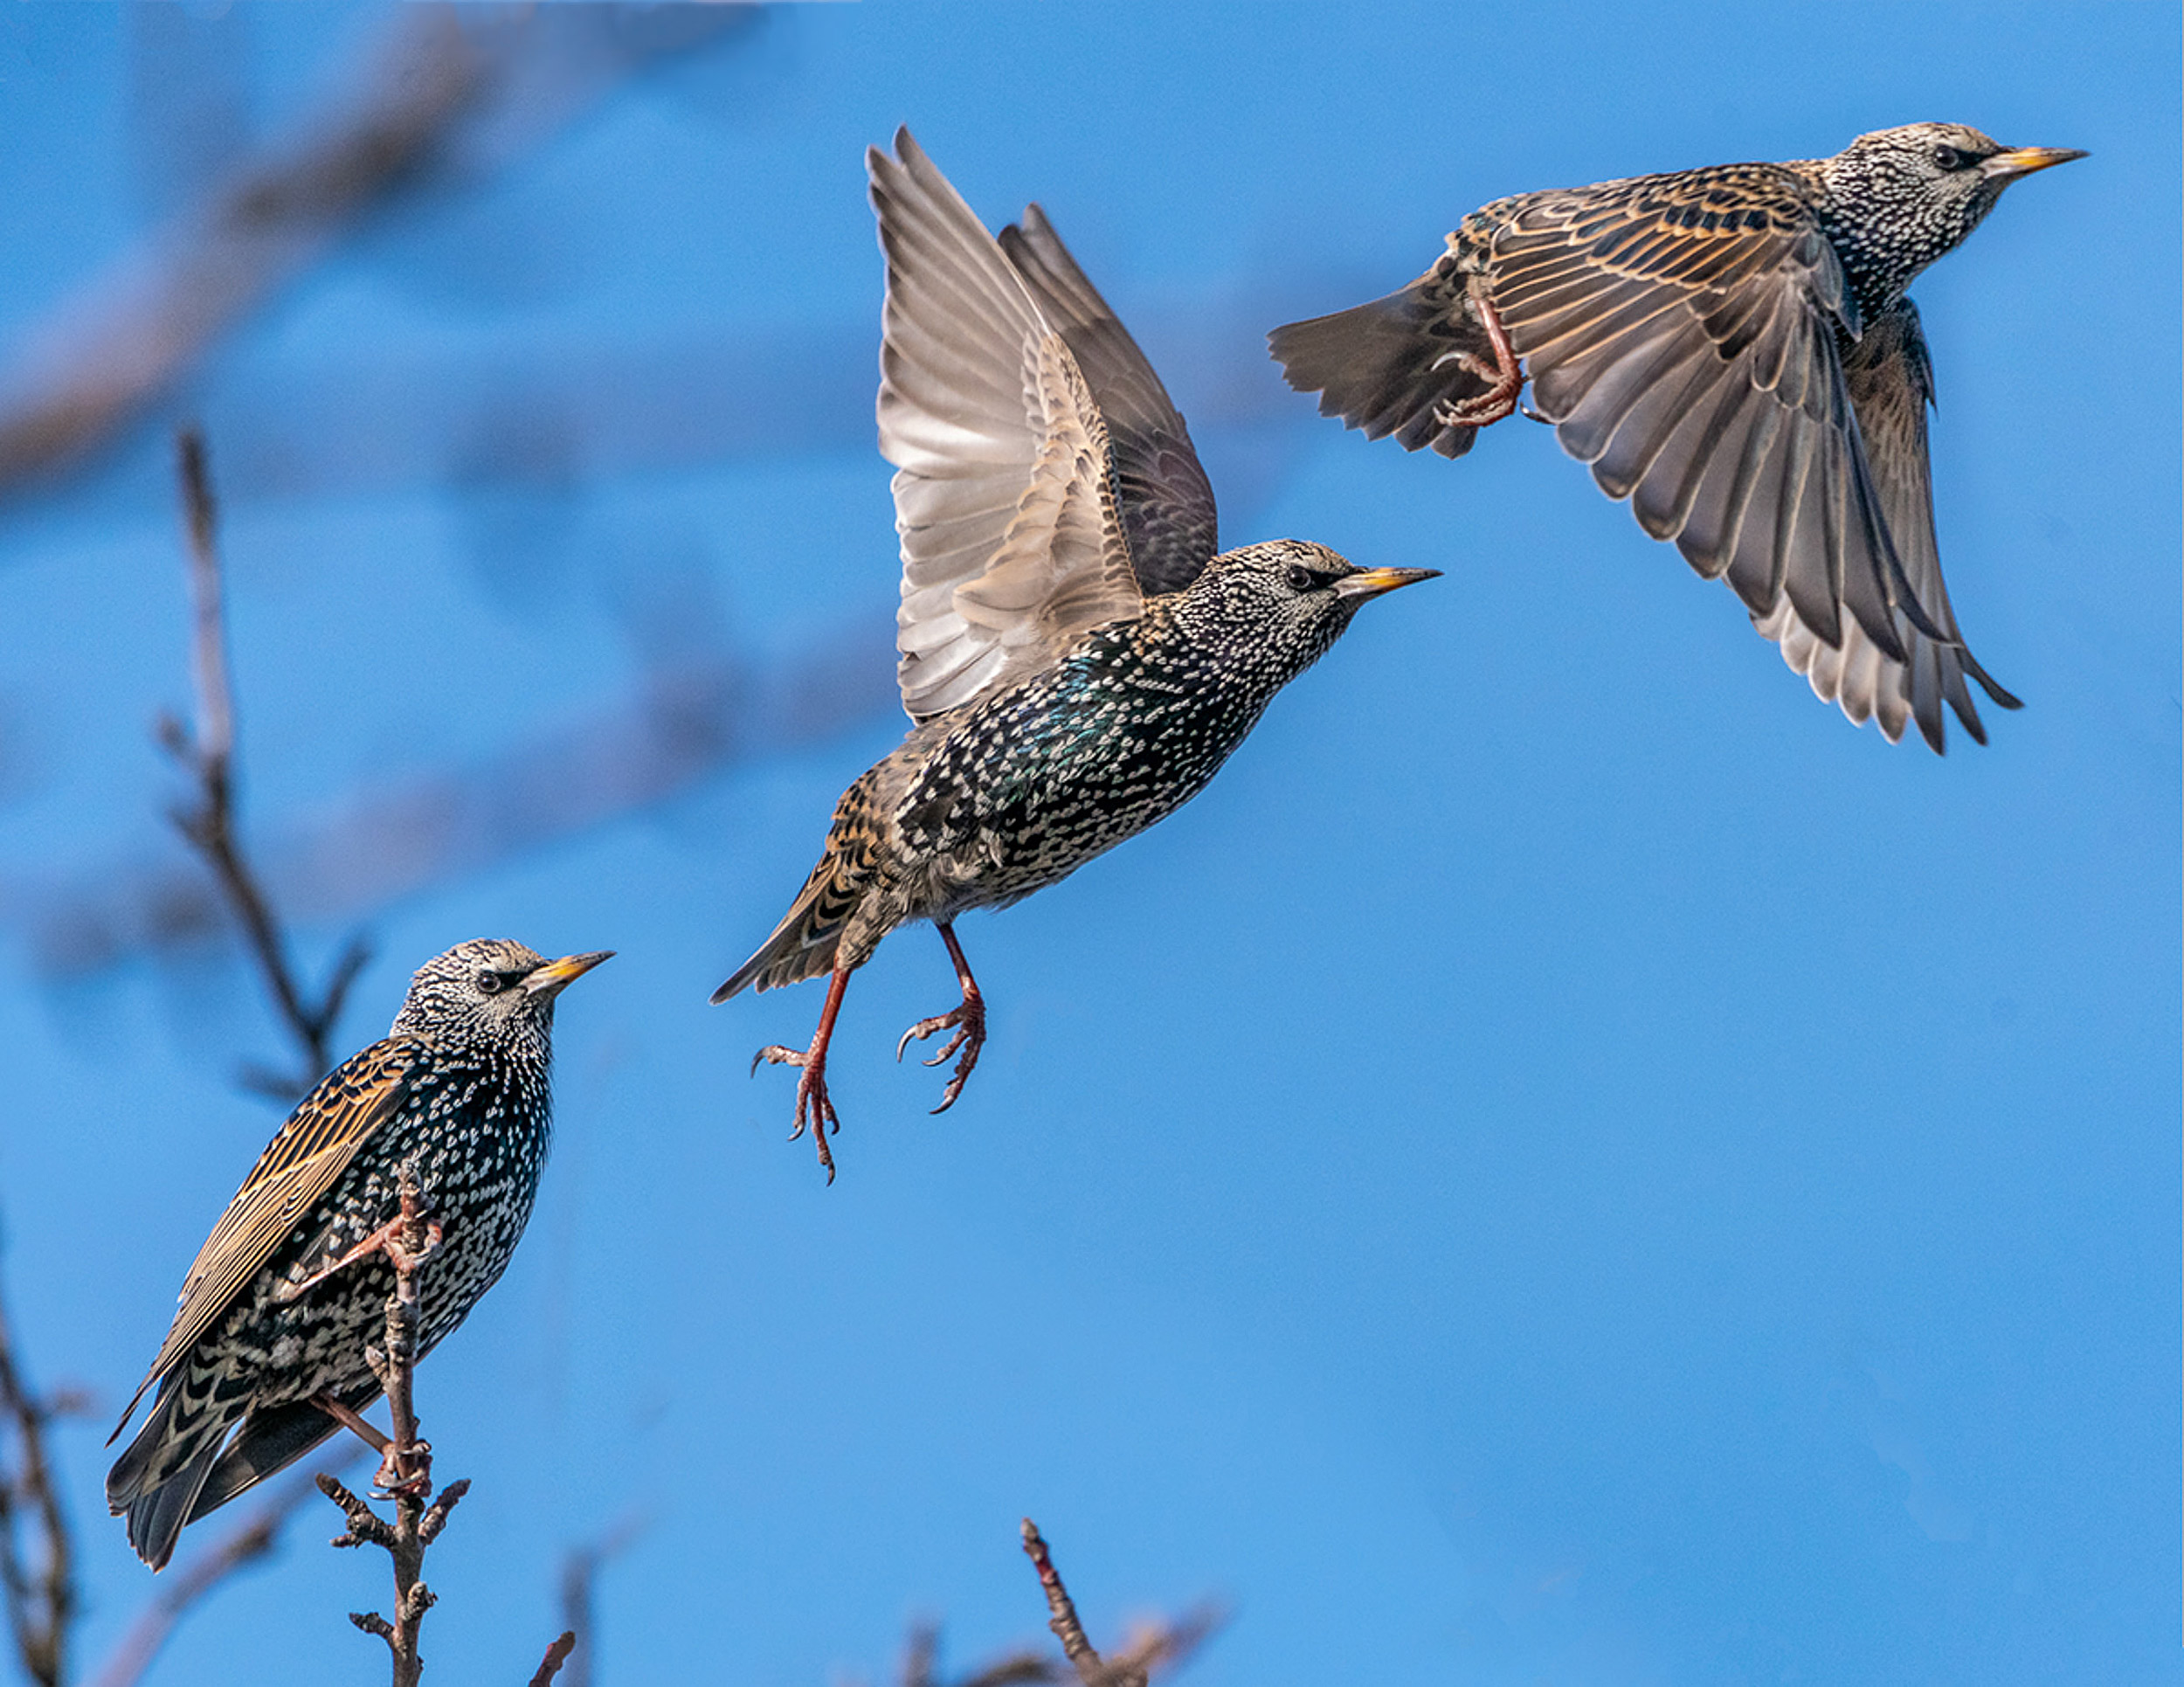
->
[0,1280,74,1687]
[315,1168,463,1687]
[0,5,759,499]
[553,1511,646,1687]
[1020,1522,1108,1687]
[162,425,371,1100]
[86,1458,356,1687]
[528,1631,577,1687]
[1017,1522,1218,1687]
[32,608,895,987]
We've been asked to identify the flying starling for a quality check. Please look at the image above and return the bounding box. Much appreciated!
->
[714,130,1435,1179]
[107,939,610,1570]
[1269,123,2084,750]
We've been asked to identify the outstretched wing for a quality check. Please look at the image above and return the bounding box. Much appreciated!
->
[871,128,1146,723]
[113,1040,415,1434]
[1761,297,2019,750]
[1481,162,1951,670]
[998,204,1219,593]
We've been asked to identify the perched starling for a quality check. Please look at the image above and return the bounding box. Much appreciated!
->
[106,939,609,1570]
[714,130,1435,1179]
[1269,124,2084,750]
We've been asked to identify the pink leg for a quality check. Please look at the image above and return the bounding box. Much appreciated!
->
[895,921,987,1116]
[273,1213,444,1305]
[1433,283,1525,430]
[753,965,850,1182]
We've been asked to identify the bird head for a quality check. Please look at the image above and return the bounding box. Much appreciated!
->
[1178,540,1439,681]
[1824,123,2085,297]
[390,939,612,1052]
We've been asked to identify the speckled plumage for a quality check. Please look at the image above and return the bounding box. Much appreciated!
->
[726,543,1416,996]
[107,939,608,1570]
[1270,123,2084,750]
[715,132,1434,1173]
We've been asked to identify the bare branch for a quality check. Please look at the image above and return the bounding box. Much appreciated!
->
[0,6,762,499]
[310,1169,460,1687]
[31,614,897,985]
[1020,1521,1105,1687]
[160,425,372,1099]
[0,1280,74,1687]
[552,1510,646,1687]
[529,1631,577,1687]
[1016,1522,1218,1687]
[87,1461,351,1687]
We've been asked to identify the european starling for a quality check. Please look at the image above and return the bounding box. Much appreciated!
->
[1269,123,2084,750]
[714,130,1435,1179]
[106,939,610,1570]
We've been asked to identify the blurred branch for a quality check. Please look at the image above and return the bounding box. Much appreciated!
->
[314,1169,467,1687]
[0,1279,81,1687]
[85,1458,357,1687]
[0,3,761,501]
[553,1511,646,1687]
[26,612,897,984]
[158,427,370,1103]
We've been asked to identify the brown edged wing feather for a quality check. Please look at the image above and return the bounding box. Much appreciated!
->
[1268,262,1498,460]
[1481,163,1951,665]
[1828,298,2019,749]
[998,204,1220,593]
[113,1040,416,1434]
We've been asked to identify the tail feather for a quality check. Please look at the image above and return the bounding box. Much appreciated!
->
[121,1434,224,1573]
[1268,274,1493,460]
[712,870,851,1003]
[189,1391,364,1524]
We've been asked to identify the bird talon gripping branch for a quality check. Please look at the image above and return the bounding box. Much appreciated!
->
[107,941,610,1570]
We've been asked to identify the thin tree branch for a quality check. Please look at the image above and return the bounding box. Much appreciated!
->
[86,1458,357,1687]
[0,1279,75,1687]
[0,5,762,500]
[553,1511,646,1687]
[161,425,371,1101]
[528,1631,577,1687]
[29,612,897,985]
[314,1168,462,1687]
[1017,1522,1218,1687]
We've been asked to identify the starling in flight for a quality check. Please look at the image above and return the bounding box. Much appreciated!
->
[1269,123,2084,750]
[715,130,1436,1179]
[107,939,610,1570]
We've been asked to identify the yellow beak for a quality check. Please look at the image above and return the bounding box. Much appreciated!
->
[1335,566,1442,602]
[1982,146,2088,182]
[523,951,615,999]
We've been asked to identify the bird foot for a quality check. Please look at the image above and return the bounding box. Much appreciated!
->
[309,1393,433,1499]
[1432,284,1524,430]
[373,1436,434,1500]
[751,1044,842,1182]
[274,1213,444,1304]
[895,990,985,1115]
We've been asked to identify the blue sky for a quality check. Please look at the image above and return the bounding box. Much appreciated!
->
[0,3,2177,1683]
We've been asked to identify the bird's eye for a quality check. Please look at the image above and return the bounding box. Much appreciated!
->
[1930,144,1964,170]
[1284,563,1316,591]
[474,970,505,995]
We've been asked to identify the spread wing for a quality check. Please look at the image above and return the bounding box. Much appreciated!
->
[114,1040,415,1432]
[871,128,1147,723]
[1760,298,2019,750]
[1483,163,1952,673]
[998,204,1219,593]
